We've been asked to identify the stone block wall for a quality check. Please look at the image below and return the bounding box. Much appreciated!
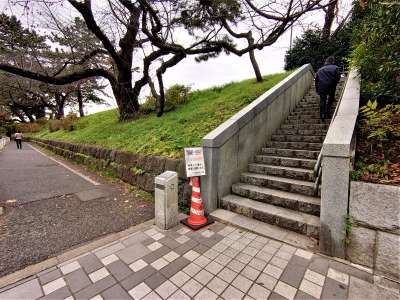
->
[347,181,400,281]
[0,137,10,150]
[27,137,191,204]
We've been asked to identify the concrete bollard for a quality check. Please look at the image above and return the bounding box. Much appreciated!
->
[155,171,179,230]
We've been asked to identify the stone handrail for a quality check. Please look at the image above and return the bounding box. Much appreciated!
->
[319,69,361,258]
[201,64,315,212]
[0,136,10,150]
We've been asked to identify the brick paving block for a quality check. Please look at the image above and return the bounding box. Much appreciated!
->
[320,277,348,299]
[142,291,162,300]
[263,245,279,255]
[269,291,289,300]
[208,222,225,233]
[270,257,290,269]
[171,271,191,287]
[202,234,223,248]
[169,289,191,300]
[117,243,151,264]
[106,260,133,281]
[94,242,125,259]
[218,225,235,236]
[243,232,257,240]
[232,274,253,293]
[194,244,209,254]
[42,277,66,295]
[294,290,318,300]
[128,282,152,300]
[214,253,232,266]
[101,254,119,266]
[152,232,165,241]
[241,265,261,281]
[101,284,131,299]
[280,244,297,254]
[221,237,235,246]
[207,276,229,295]
[250,240,265,250]
[212,242,229,253]
[79,253,104,274]
[148,242,163,251]
[155,280,178,299]
[39,268,62,285]
[176,235,190,244]
[329,260,373,283]
[299,279,322,299]
[231,241,246,252]
[327,268,349,285]
[143,246,171,264]
[227,259,246,273]
[280,256,309,288]
[274,281,298,300]
[221,285,244,300]
[144,272,167,290]
[158,237,180,249]
[151,257,169,270]
[294,249,314,260]
[65,268,91,293]
[205,261,224,275]
[275,249,293,261]
[60,261,81,275]
[268,240,283,249]
[130,259,149,272]
[174,243,194,256]
[194,269,214,285]
[238,237,253,246]
[255,235,270,245]
[144,228,159,237]
[163,251,180,262]
[193,255,211,268]
[182,262,202,277]
[159,257,191,278]
[183,250,200,261]
[201,229,215,238]
[0,278,43,300]
[264,264,284,279]
[236,253,253,264]
[121,232,148,247]
[256,273,278,291]
[89,267,110,283]
[142,238,155,247]
[181,279,203,297]
[224,247,240,258]
[218,267,238,284]
[194,287,218,300]
[40,286,71,300]
[256,250,274,263]
[248,283,271,299]
[243,246,260,257]
[308,257,330,276]
[303,270,325,286]
[249,257,268,271]
[203,248,219,260]
[177,227,191,235]
[120,266,156,291]
[74,276,117,299]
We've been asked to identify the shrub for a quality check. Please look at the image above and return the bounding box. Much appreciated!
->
[140,84,191,114]
[17,122,43,133]
[60,113,78,131]
[48,119,62,132]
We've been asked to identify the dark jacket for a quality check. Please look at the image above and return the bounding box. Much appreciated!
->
[315,64,341,94]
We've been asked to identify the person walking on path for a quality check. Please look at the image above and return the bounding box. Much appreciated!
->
[315,56,341,121]
[14,130,23,149]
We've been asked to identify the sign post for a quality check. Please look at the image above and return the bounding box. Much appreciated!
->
[181,147,214,230]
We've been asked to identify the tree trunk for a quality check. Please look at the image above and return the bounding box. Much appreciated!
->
[77,88,84,117]
[112,71,140,121]
[55,93,66,119]
[249,50,262,82]
[322,0,338,39]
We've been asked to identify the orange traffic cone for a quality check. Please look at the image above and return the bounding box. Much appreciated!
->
[181,176,214,230]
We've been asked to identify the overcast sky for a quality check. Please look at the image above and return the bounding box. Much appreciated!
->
[0,0,352,115]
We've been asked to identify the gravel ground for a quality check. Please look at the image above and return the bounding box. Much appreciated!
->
[0,146,154,277]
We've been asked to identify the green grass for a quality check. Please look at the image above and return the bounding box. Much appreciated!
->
[33,72,290,157]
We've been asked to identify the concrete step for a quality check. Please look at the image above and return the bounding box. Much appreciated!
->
[275,128,327,137]
[286,118,331,124]
[261,147,320,159]
[220,194,320,236]
[281,124,329,130]
[266,141,322,151]
[240,172,316,196]
[210,209,317,250]
[271,134,325,143]
[232,183,320,216]
[248,163,315,181]
[255,155,316,169]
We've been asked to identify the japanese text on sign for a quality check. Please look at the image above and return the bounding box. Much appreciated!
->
[184,147,206,177]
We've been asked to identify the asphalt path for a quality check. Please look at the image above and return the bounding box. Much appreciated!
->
[0,141,96,204]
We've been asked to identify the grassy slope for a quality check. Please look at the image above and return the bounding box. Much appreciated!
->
[34,72,289,158]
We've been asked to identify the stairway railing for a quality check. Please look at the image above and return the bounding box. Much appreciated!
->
[313,75,349,196]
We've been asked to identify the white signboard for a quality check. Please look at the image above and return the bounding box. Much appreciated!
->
[184,147,206,177]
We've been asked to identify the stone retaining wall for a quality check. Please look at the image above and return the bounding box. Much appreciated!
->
[347,181,400,281]
[0,137,10,150]
[27,137,191,203]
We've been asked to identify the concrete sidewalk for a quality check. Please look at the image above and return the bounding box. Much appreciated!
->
[0,221,398,300]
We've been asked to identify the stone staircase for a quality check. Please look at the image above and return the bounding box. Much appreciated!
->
[215,81,345,242]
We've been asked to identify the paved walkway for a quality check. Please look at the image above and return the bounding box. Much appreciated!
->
[0,221,398,300]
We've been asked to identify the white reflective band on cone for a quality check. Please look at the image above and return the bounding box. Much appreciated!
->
[192,186,201,193]
[191,197,202,203]
[190,207,204,216]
